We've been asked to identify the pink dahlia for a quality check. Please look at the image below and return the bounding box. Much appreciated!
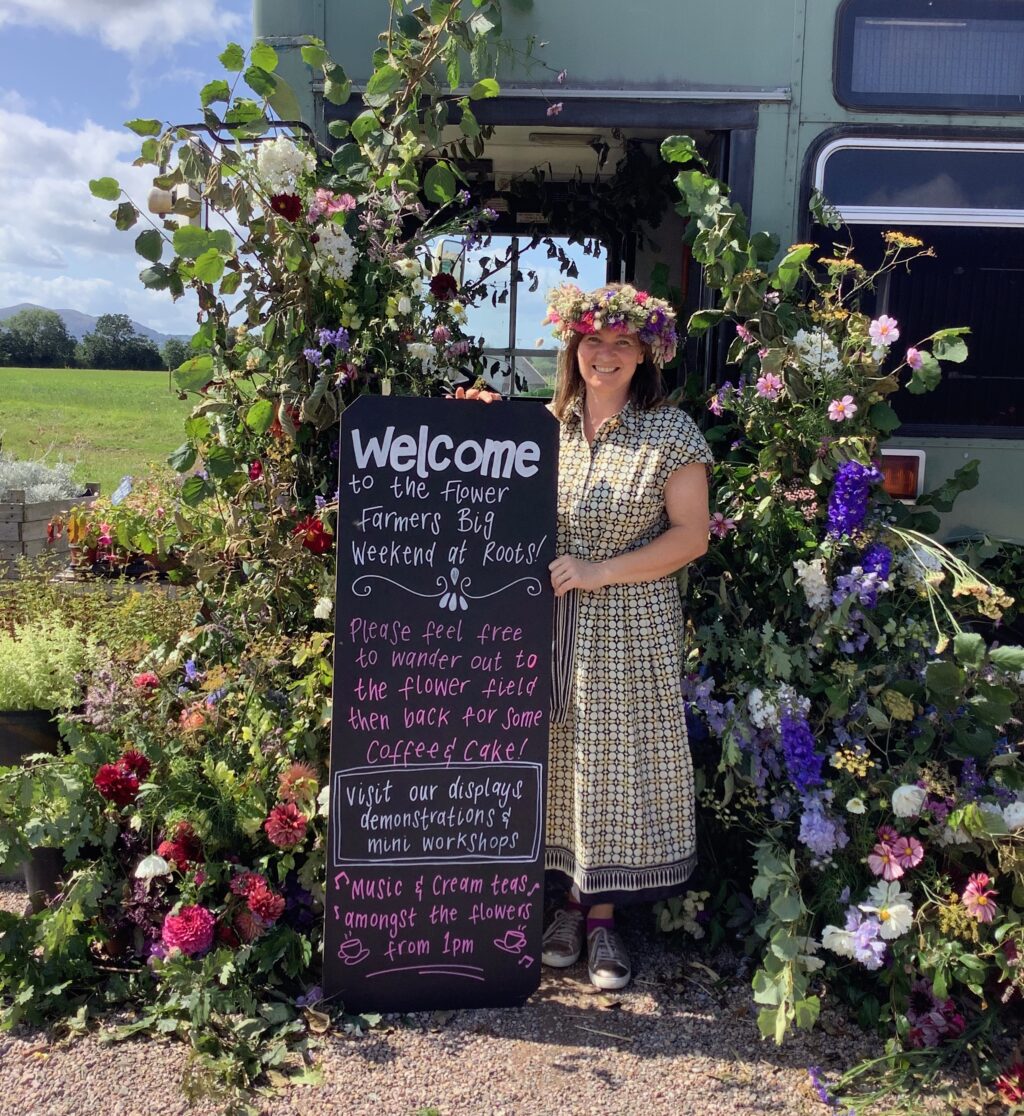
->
[264,802,307,848]
[161,905,216,956]
[132,671,160,690]
[962,872,999,923]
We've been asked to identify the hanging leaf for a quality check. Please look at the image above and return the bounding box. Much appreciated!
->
[661,135,700,165]
[250,42,279,72]
[244,65,277,99]
[174,355,214,393]
[180,476,213,507]
[112,202,139,231]
[125,118,162,137]
[193,248,225,284]
[219,43,245,72]
[300,42,329,69]
[324,65,352,105]
[424,162,456,203]
[167,443,197,473]
[468,78,500,100]
[135,229,163,263]
[89,177,121,201]
[366,64,403,98]
[200,79,231,108]
[245,399,275,433]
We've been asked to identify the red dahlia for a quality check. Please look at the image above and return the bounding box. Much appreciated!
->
[246,878,286,924]
[269,193,303,222]
[119,748,152,779]
[156,821,202,870]
[264,802,308,848]
[248,459,263,481]
[93,763,140,806]
[429,272,458,300]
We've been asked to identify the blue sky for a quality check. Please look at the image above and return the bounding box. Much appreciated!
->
[0,0,250,334]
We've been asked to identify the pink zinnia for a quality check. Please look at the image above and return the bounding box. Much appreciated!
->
[867,842,905,881]
[828,395,858,422]
[869,315,900,347]
[756,372,783,400]
[709,512,737,539]
[264,802,307,848]
[891,835,925,870]
[161,904,216,956]
[905,347,923,370]
[962,872,999,923]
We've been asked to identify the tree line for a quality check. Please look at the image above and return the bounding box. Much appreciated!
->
[0,308,195,372]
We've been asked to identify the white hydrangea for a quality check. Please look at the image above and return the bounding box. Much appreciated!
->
[791,328,842,378]
[794,558,831,611]
[860,881,913,940]
[316,222,358,281]
[406,342,434,361]
[1003,800,1024,830]
[255,136,315,194]
[747,687,778,730]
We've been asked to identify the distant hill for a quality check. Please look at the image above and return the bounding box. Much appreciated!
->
[0,303,187,345]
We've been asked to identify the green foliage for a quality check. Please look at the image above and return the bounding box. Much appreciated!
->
[0,308,77,369]
[0,620,96,711]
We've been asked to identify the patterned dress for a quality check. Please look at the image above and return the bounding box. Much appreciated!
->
[546,399,713,906]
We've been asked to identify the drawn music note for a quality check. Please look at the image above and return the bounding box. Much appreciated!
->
[334,870,350,889]
[517,954,535,968]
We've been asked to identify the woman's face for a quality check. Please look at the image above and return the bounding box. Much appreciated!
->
[576,327,643,398]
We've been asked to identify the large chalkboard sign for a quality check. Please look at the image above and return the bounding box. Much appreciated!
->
[325,395,557,1013]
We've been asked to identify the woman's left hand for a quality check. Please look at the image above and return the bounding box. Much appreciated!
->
[549,554,606,597]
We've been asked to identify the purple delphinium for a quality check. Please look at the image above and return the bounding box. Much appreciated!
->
[780,713,825,793]
[959,757,986,801]
[861,541,892,580]
[827,461,883,538]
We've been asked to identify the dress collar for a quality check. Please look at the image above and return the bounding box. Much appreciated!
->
[568,395,637,434]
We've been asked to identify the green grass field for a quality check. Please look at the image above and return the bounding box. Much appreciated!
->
[0,367,191,497]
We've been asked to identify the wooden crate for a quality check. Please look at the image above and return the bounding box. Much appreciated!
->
[0,484,98,579]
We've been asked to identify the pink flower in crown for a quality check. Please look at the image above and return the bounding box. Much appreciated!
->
[867,842,905,881]
[635,291,649,304]
[98,522,113,548]
[906,347,924,370]
[573,311,596,334]
[891,835,925,871]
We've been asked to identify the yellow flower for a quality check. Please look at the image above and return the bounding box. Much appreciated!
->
[882,231,924,249]
[882,689,915,722]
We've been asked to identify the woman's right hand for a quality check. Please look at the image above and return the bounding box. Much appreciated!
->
[449,385,502,403]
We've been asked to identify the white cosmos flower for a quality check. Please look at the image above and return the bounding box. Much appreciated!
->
[891,784,927,818]
[845,797,867,814]
[135,854,172,880]
[821,924,855,958]
[313,597,333,620]
[860,881,913,939]
[393,257,422,278]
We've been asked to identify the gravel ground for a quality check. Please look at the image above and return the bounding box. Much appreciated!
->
[0,881,956,1116]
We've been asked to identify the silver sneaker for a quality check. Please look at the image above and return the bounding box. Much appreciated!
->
[541,907,585,968]
[587,926,631,990]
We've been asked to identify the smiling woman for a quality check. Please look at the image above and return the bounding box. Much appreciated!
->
[0,367,191,495]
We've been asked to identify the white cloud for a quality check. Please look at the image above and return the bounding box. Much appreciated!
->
[0,0,244,55]
[0,107,200,334]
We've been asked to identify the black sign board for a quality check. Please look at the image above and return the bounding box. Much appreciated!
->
[325,395,557,1013]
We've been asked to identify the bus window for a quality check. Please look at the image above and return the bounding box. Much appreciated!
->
[836,0,1024,113]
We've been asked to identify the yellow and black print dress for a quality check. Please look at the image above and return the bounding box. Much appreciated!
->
[546,399,713,905]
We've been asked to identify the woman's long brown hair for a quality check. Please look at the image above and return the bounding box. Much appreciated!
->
[548,284,668,421]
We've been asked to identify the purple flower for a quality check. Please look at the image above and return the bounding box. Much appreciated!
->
[303,347,324,367]
[846,909,886,970]
[780,714,824,793]
[798,798,849,859]
[205,687,227,707]
[184,658,202,685]
[827,461,883,538]
[316,327,350,352]
[861,542,892,580]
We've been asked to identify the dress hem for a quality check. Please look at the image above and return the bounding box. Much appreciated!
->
[546,845,697,906]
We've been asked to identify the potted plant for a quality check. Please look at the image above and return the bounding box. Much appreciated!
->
[0,618,96,909]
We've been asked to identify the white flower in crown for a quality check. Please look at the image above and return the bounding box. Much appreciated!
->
[543,282,679,365]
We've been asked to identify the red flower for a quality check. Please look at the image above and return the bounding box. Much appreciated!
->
[132,671,160,691]
[161,904,216,956]
[216,921,241,949]
[246,878,286,924]
[429,272,458,301]
[230,870,267,898]
[571,311,596,335]
[156,821,203,871]
[270,193,303,222]
[93,763,140,806]
[293,515,333,555]
[248,459,263,482]
[119,749,151,779]
[264,802,307,848]
[997,1063,1024,1104]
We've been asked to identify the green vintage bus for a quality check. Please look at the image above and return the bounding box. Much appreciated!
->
[253,0,1024,542]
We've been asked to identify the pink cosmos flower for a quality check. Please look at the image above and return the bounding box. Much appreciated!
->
[962,872,999,923]
[828,395,858,422]
[709,512,737,538]
[867,842,905,881]
[891,835,925,871]
[905,347,924,370]
[869,315,900,347]
[876,824,900,844]
[736,324,755,344]
[756,373,783,400]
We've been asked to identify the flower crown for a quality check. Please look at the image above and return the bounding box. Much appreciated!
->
[543,283,678,366]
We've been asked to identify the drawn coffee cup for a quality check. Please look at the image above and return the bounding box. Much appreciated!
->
[494,929,527,954]
[338,936,370,965]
